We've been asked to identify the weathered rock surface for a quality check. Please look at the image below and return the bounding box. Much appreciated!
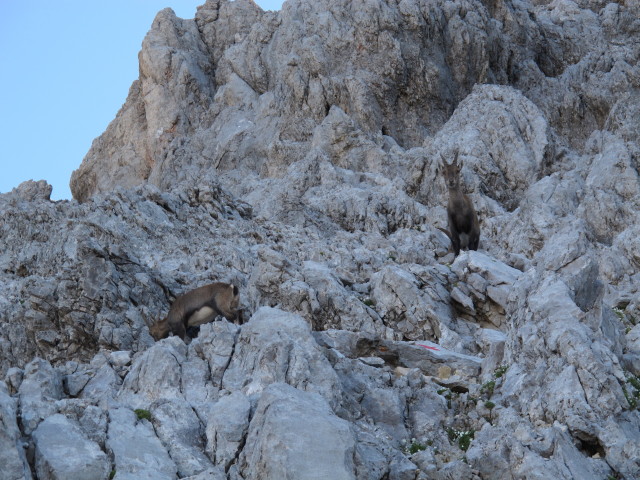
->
[32,414,110,480]
[2,0,640,478]
[239,383,356,480]
[205,391,250,470]
[0,383,31,480]
[107,407,178,480]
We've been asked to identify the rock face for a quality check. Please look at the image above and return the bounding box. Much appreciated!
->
[32,414,110,480]
[2,0,640,478]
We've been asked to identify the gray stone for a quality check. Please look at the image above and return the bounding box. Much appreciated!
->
[109,350,132,367]
[18,358,63,435]
[181,468,227,480]
[180,352,219,418]
[3,0,640,477]
[623,353,640,376]
[370,265,451,342]
[152,399,214,477]
[79,362,120,405]
[106,407,177,480]
[501,273,640,477]
[32,414,110,480]
[386,340,482,379]
[118,336,187,409]
[64,369,92,397]
[626,324,640,355]
[0,382,32,480]
[205,392,251,469]
[359,380,409,442]
[451,251,521,329]
[388,453,419,480]
[79,405,108,448]
[10,180,52,202]
[359,356,386,368]
[189,320,239,390]
[222,307,342,408]
[238,383,356,480]
[4,367,23,395]
[451,286,475,315]
[433,460,477,480]
[475,329,506,381]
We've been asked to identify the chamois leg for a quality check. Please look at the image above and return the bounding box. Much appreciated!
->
[450,234,461,256]
[448,223,461,256]
[469,234,480,251]
[447,213,460,256]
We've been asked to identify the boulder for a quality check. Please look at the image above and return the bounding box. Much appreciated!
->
[238,383,357,480]
[32,414,110,480]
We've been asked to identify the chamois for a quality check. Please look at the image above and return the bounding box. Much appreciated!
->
[150,282,241,341]
[439,151,480,256]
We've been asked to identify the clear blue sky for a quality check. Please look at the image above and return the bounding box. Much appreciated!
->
[0,1,284,200]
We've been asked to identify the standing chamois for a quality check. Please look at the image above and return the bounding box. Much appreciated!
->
[439,151,480,256]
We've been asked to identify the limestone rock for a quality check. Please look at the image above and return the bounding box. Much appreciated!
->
[18,358,64,435]
[450,251,522,329]
[106,407,177,480]
[182,469,226,480]
[0,382,32,480]
[32,414,110,480]
[221,307,342,408]
[370,265,451,342]
[3,0,640,478]
[118,336,188,409]
[10,180,52,202]
[205,392,251,469]
[152,399,214,477]
[238,383,357,480]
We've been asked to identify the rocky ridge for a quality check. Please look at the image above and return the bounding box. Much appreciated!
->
[2,0,640,478]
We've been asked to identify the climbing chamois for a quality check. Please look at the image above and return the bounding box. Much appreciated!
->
[149,282,241,341]
[439,151,480,256]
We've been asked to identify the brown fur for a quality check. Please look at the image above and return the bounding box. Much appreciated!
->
[150,282,241,341]
[439,151,480,256]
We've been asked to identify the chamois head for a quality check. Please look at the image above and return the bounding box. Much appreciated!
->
[148,315,169,341]
[440,151,463,191]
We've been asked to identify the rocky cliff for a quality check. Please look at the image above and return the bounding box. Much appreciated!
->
[2,0,640,478]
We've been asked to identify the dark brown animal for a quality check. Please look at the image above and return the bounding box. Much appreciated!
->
[150,282,241,341]
[439,151,480,256]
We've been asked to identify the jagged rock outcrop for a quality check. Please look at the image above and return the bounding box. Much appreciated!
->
[32,414,110,480]
[2,0,640,478]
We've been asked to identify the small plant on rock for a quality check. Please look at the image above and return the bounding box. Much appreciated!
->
[612,306,625,320]
[622,388,636,409]
[624,376,640,410]
[458,431,474,452]
[437,387,456,409]
[494,365,508,378]
[484,400,496,424]
[401,437,428,455]
[480,380,495,398]
[134,408,152,421]
[361,298,375,308]
[446,427,475,452]
[613,304,638,329]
